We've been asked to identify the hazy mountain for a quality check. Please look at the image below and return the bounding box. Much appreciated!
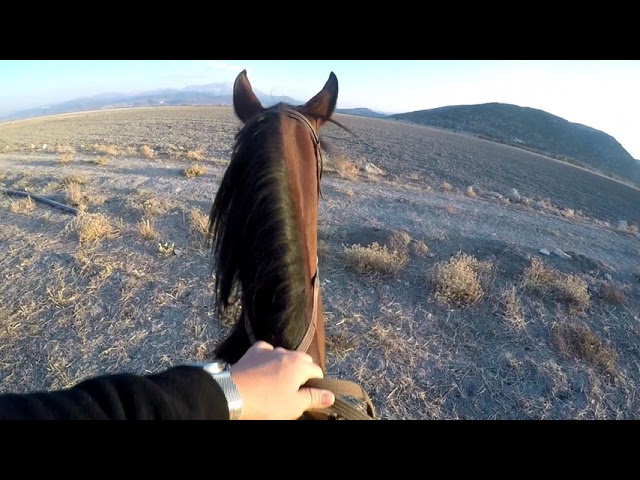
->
[390,103,640,183]
[335,108,388,118]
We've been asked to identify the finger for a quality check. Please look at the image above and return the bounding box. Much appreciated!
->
[253,341,274,351]
[298,388,335,411]
[297,361,324,384]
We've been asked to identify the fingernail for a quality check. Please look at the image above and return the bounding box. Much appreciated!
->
[321,392,335,406]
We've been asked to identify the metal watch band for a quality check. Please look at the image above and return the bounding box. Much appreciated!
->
[190,362,243,420]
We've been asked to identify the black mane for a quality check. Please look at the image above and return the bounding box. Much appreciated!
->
[208,106,308,363]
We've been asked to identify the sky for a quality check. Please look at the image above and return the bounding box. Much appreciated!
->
[1,60,639,159]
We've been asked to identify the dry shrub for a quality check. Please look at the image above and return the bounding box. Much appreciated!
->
[344,242,408,277]
[628,224,639,234]
[73,213,118,243]
[522,258,590,314]
[185,149,206,161]
[92,144,120,156]
[562,208,575,219]
[59,152,74,164]
[9,196,36,214]
[552,322,617,378]
[441,181,453,193]
[139,145,155,159]
[66,182,86,209]
[183,164,207,178]
[334,156,359,180]
[412,240,430,256]
[465,186,477,198]
[63,174,89,186]
[93,156,109,166]
[54,145,76,154]
[189,207,210,237]
[430,252,493,306]
[599,283,625,305]
[388,230,412,253]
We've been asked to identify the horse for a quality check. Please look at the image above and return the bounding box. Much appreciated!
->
[207,70,375,420]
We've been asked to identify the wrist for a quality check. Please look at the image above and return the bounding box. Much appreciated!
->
[189,361,243,420]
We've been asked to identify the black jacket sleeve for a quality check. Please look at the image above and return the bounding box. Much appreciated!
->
[0,366,230,420]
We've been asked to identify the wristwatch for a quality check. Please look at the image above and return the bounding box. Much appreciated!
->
[190,361,243,420]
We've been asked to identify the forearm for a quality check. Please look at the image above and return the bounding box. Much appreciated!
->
[0,366,230,420]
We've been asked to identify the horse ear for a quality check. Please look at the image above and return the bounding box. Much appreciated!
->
[300,72,338,126]
[233,70,265,123]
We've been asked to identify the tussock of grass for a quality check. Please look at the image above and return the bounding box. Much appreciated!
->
[552,322,617,378]
[430,252,493,306]
[562,208,575,219]
[344,242,408,276]
[599,283,625,305]
[59,152,75,164]
[441,181,453,193]
[388,230,412,253]
[183,164,207,178]
[500,286,525,329]
[332,156,359,180]
[185,149,206,161]
[73,213,118,243]
[9,196,36,214]
[137,218,158,240]
[93,156,109,166]
[465,186,477,198]
[412,240,430,256]
[63,174,89,186]
[139,145,155,159]
[66,182,86,210]
[522,258,590,314]
[189,207,210,237]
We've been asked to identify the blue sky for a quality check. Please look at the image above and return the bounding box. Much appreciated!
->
[1,60,639,159]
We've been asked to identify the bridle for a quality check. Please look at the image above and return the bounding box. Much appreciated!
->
[241,107,375,420]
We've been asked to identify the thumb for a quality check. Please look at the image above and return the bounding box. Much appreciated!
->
[299,388,335,411]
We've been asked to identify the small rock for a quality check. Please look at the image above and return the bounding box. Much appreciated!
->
[617,220,628,231]
[364,163,384,175]
[508,188,521,203]
[604,273,612,281]
[539,248,551,256]
[552,248,571,259]
[487,191,503,199]
[520,196,531,205]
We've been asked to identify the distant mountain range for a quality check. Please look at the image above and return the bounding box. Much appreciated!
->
[2,86,638,184]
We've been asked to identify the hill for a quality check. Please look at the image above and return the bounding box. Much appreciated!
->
[390,103,640,184]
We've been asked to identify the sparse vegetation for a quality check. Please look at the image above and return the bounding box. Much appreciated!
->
[332,156,359,180]
[522,258,590,314]
[183,164,207,178]
[441,181,453,193]
[344,242,408,276]
[59,152,74,164]
[139,145,155,159]
[465,186,477,198]
[93,156,109,166]
[430,252,493,306]
[500,285,525,329]
[562,208,575,219]
[599,283,626,305]
[9,195,35,214]
[137,218,158,240]
[412,240,429,256]
[72,213,118,243]
[388,230,412,253]
[189,207,210,237]
[552,322,617,378]
[185,149,206,162]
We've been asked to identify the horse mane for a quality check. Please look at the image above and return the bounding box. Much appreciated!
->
[208,105,309,361]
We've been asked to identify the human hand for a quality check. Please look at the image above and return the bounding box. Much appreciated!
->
[230,341,335,420]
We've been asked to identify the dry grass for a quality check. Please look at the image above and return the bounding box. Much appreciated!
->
[63,174,89,186]
[137,218,158,240]
[599,283,626,305]
[59,152,75,164]
[441,181,453,193]
[430,252,493,306]
[499,285,525,329]
[139,145,155,159]
[334,157,359,181]
[9,196,35,214]
[465,186,477,198]
[387,230,412,253]
[72,213,118,244]
[522,258,591,314]
[183,164,207,178]
[412,240,430,256]
[93,156,109,166]
[562,208,575,219]
[65,182,86,210]
[189,207,210,237]
[552,322,617,378]
[185,149,206,162]
[628,224,639,234]
[344,242,408,277]
[93,144,120,156]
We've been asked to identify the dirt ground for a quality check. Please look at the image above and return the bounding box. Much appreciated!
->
[1,106,639,419]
